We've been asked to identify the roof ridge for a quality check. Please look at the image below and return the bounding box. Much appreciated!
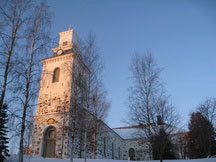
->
[113,124,147,129]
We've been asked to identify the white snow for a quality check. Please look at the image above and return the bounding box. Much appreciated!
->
[5,155,216,162]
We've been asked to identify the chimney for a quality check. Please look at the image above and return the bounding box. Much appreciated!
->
[157,115,163,125]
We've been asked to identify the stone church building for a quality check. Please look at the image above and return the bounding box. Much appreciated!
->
[32,29,183,160]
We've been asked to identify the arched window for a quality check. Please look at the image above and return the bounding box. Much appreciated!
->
[52,68,60,82]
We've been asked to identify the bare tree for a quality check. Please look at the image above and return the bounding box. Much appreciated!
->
[197,97,216,129]
[128,53,180,162]
[59,50,89,161]
[88,84,110,158]
[8,2,52,161]
[0,0,34,160]
[0,0,32,111]
[80,33,110,159]
[66,32,110,161]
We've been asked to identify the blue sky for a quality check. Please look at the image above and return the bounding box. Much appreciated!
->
[47,0,216,128]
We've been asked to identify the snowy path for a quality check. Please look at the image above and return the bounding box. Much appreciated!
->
[6,156,216,162]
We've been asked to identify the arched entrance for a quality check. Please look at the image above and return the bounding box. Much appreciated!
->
[43,126,56,158]
[129,148,135,160]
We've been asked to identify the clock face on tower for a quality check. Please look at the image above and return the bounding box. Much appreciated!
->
[56,49,63,55]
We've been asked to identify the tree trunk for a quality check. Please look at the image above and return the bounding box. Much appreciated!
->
[93,118,97,159]
[93,88,98,159]
[0,31,16,110]
[70,79,77,162]
[70,120,75,162]
[84,129,87,162]
[19,26,36,162]
[19,61,32,162]
[19,102,28,162]
[61,106,66,159]
[160,149,163,162]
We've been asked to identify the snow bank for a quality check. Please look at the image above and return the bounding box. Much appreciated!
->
[5,155,216,162]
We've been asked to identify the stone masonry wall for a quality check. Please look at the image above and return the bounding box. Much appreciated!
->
[98,125,123,160]
[66,110,124,160]
[32,113,69,158]
[32,53,74,158]
[121,139,151,160]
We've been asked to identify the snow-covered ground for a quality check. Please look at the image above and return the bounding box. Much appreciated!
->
[5,156,216,162]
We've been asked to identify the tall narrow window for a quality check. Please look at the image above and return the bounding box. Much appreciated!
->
[118,147,121,159]
[112,142,114,159]
[53,68,60,82]
[78,73,82,87]
[104,137,106,157]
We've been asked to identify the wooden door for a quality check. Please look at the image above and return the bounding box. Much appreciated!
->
[45,139,56,158]
[43,126,56,158]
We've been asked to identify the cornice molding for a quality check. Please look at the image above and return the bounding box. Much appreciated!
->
[34,111,70,118]
[41,53,74,65]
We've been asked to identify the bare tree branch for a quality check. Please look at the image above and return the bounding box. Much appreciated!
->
[128,53,181,161]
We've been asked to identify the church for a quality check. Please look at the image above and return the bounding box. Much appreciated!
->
[32,29,183,160]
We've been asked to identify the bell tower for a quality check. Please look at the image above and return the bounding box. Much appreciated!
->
[32,28,85,158]
[52,28,79,54]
